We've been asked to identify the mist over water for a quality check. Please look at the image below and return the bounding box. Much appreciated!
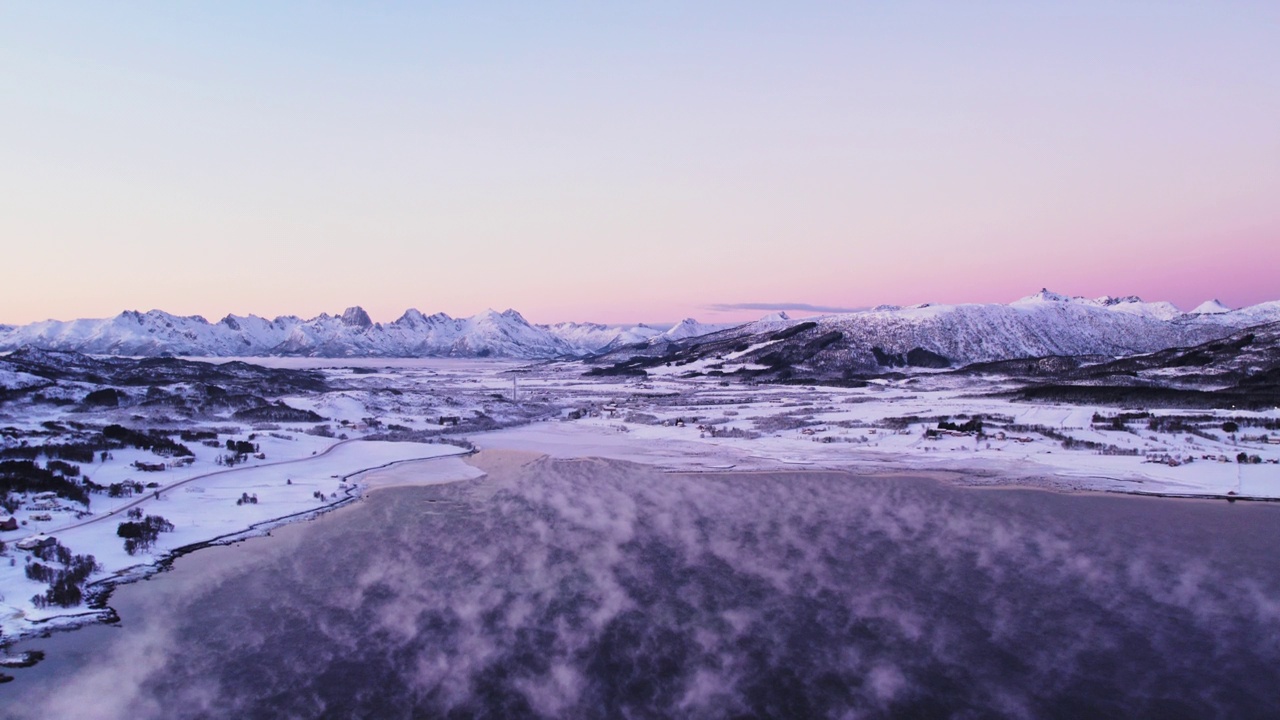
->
[9,458,1280,719]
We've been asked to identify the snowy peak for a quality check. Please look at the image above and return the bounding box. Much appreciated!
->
[339,306,373,330]
[1004,290,1185,320]
[1192,299,1232,315]
[392,309,454,328]
[1093,295,1144,306]
[662,318,714,341]
[392,308,427,327]
[1013,288,1073,305]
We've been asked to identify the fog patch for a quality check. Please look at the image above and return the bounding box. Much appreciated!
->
[8,458,1280,719]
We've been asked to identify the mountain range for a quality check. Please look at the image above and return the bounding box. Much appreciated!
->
[0,307,728,359]
[2,291,1277,363]
[585,290,1280,378]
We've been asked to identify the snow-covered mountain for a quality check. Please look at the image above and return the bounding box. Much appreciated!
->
[542,321,666,356]
[660,318,732,342]
[590,290,1280,376]
[4,292,1278,363]
[1190,299,1231,315]
[0,307,726,359]
[792,290,1280,366]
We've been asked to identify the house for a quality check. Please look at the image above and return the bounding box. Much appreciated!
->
[0,516,18,532]
[16,535,57,551]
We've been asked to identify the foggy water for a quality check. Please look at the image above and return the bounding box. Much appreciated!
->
[7,457,1280,719]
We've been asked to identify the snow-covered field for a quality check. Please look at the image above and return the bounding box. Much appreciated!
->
[2,356,1277,644]
[0,439,471,641]
[476,364,1280,498]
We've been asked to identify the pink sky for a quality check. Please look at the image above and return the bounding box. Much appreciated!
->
[1,3,1276,326]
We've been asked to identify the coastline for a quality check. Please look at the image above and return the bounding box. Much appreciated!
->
[4,423,1278,715]
[0,443,478,647]
[3,429,1273,653]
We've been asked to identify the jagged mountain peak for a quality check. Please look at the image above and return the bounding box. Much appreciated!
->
[1094,295,1144,306]
[393,308,449,327]
[1013,288,1074,305]
[339,306,373,329]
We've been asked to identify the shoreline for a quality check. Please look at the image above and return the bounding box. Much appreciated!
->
[3,439,1271,653]
[668,460,1280,503]
[1,449,478,649]
[456,440,1279,507]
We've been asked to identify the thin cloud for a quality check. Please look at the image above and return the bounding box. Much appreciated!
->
[704,302,865,314]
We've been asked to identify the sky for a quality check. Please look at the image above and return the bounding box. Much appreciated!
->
[1,2,1277,325]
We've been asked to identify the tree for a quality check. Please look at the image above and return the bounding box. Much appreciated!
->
[117,515,175,555]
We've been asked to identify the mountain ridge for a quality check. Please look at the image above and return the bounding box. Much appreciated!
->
[3,292,1278,361]
[584,291,1280,378]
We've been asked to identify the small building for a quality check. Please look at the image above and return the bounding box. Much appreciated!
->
[16,535,57,551]
[0,516,18,532]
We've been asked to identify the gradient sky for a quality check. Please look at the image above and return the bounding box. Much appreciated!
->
[2,2,1277,325]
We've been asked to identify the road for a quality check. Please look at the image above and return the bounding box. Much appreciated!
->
[46,438,360,535]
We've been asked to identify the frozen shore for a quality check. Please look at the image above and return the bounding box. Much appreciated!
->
[0,440,474,643]
[469,417,1280,500]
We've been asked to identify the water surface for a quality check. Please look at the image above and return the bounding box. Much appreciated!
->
[6,457,1280,719]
